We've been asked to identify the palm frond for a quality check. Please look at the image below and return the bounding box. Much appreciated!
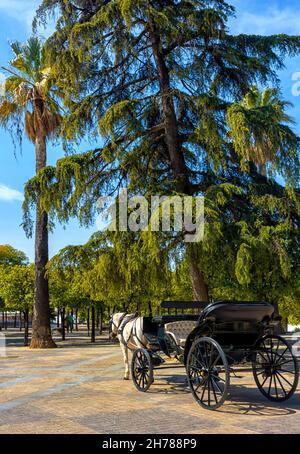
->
[0,36,62,145]
[227,85,299,174]
[0,99,19,126]
[25,111,36,142]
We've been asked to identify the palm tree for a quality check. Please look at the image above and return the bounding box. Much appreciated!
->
[227,86,298,176]
[0,37,61,348]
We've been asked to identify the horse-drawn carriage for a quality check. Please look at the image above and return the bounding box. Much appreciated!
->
[131,300,299,410]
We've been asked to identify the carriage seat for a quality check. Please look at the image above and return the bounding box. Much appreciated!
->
[165,321,197,347]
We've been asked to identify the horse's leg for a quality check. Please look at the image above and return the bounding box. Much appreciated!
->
[120,341,130,380]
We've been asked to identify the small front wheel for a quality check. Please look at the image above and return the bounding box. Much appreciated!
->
[131,348,154,392]
[186,337,230,410]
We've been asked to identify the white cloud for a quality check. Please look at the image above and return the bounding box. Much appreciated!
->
[231,7,300,36]
[0,184,23,202]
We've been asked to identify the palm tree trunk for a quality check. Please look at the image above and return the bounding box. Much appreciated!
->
[30,136,56,348]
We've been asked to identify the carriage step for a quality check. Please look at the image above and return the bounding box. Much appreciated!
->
[151,354,165,367]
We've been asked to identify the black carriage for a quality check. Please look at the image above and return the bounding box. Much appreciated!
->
[131,300,299,410]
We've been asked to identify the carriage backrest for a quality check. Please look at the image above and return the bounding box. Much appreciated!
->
[165,320,197,345]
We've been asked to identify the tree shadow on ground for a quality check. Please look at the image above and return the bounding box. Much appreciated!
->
[54,339,119,348]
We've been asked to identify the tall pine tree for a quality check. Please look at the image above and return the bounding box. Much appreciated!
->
[27,0,300,301]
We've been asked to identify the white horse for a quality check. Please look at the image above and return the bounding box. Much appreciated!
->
[110,312,148,380]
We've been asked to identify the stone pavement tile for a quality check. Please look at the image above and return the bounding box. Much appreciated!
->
[73,408,221,434]
[31,386,160,419]
[186,425,260,434]
[0,377,70,405]
[179,396,295,417]
[238,413,300,434]
[1,334,299,434]
[0,404,57,426]
[172,398,299,431]
[0,417,99,434]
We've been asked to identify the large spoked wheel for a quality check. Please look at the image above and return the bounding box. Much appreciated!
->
[131,348,154,392]
[186,337,230,410]
[253,335,299,402]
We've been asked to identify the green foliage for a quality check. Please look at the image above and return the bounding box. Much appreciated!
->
[0,245,28,266]
[48,229,173,312]
[193,177,300,322]
[24,1,300,228]
[0,264,34,311]
[24,1,300,324]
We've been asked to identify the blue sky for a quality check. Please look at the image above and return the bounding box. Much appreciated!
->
[0,0,300,262]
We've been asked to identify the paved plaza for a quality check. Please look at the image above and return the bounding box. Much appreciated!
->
[0,330,299,434]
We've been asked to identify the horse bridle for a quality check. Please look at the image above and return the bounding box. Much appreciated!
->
[109,312,128,336]
[109,311,147,349]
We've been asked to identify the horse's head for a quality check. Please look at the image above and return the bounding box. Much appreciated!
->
[109,312,127,339]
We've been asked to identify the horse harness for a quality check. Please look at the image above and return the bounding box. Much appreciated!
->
[114,313,147,349]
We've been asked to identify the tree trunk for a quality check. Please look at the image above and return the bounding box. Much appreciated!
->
[14,312,17,328]
[57,307,60,327]
[30,136,56,348]
[150,29,190,194]
[99,306,103,335]
[91,306,95,343]
[281,316,289,333]
[150,28,210,300]
[189,259,209,302]
[87,309,90,336]
[96,309,99,329]
[61,307,66,341]
[188,245,209,302]
[19,311,22,331]
[4,312,7,330]
[24,309,29,347]
[259,163,267,176]
[75,309,78,331]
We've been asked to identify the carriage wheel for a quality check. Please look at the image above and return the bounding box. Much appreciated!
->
[253,335,299,402]
[131,348,154,392]
[186,337,230,410]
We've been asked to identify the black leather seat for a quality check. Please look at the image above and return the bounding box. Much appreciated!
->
[200,301,274,323]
